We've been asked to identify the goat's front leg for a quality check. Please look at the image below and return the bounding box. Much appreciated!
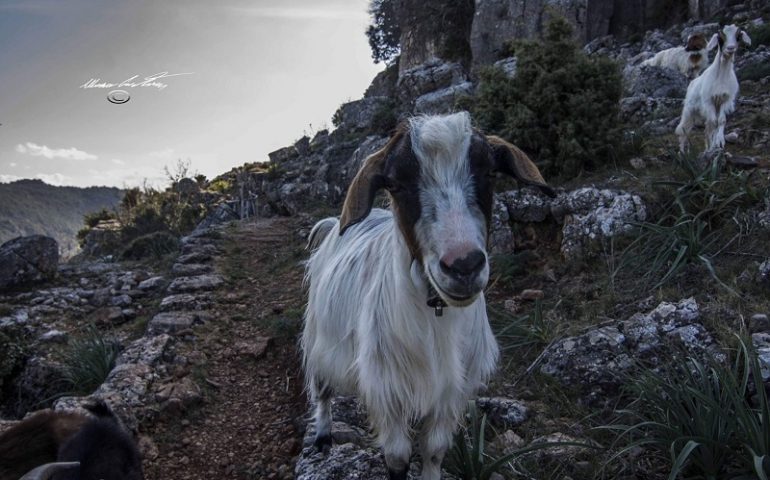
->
[714,111,727,150]
[379,420,413,480]
[418,413,457,480]
[675,113,694,153]
[311,379,333,452]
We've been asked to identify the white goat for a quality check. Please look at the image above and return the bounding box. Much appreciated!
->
[302,112,554,480]
[676,24,751,152]
[641,33,710,79]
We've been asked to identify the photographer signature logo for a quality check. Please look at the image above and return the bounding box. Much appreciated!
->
[80,71,193,104]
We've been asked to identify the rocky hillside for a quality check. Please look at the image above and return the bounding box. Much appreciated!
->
[0,180,123,257]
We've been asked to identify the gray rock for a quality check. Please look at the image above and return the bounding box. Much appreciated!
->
[751,314,770,333]
[476,397,528,429]
[551,187,647,260]
[147,312,205,335]
[155,376,203,415]
[117,334,174,367]
[499,188,552,223]
[414,82,474,115]
[334,97,391,133]
[0,236,59,290]
[295,442,390,480]
[176,252,212,265]
[623,65,688,99]
[191,204,239,236]
[753,332,770,382]
[494,57,518,78]
[540,298,722,403]
[159,293,213,312]
[39,329,68,344]
[9,357,67,416]
[396,60,467,106]
[620,95,682,125]
[489,197,513,254]
[167,274,224,293]
[138,276,166,291]
[91,306,125,326]
[111,294,132,307]
[759,260,770,283]
[171,263,213,276]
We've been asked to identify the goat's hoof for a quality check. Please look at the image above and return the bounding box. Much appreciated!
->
[313,433,332,453]
[387,467,408,480]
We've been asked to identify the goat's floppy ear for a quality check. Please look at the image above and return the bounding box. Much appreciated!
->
[739,30,751,46]
[339,147,388,235]
[707,33,720,51]
[487,135,556,198]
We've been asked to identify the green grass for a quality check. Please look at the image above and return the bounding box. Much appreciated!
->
[603,338,770,479]
[448,401,594,479]
[59,325,122,396]
[614,153,760,293]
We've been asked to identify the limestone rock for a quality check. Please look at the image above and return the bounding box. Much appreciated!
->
[148,312,205,335]
[540,298,722,403]
[476,397,528,429]
[138,276,166,291]
[551,187,647,260]
[167,274,224,293]
[623,65,688,99]
[171,263,213,276]
[0,236,59,290]
[159,293,213,312]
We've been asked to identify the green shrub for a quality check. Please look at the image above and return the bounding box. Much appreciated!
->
[208,178,231,194]
[448,401,591,479]
[604,338,770,479]
[748,23,770,49]
[60,326,121,396]
[121,231,180,260]
[466,15,623,179]
[0,327,27,400]
[741,62,770,82]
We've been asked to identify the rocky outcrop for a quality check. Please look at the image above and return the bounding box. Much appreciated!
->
[539,298,723,404]
[551,188,647,260]
[0,236,59,290]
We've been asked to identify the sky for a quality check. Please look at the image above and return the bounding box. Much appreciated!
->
[0,0,383,188]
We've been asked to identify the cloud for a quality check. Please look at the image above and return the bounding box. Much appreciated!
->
[0,175,22,183]
[111,158,126,165]
[227,6,367,20]
[35,173,73,186]
[147,148,174,159]
[15,142,98,161]
[9,162,17,167]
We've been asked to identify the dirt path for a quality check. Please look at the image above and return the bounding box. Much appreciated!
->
[143,218,310,480]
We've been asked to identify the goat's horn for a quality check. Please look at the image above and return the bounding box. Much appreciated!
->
[19,462,80,480]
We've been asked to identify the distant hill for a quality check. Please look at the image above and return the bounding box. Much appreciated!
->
[0,179,123,257]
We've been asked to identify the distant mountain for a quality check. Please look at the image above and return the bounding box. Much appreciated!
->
[0,179,123,257]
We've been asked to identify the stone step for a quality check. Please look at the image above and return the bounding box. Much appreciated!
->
[167,274,224,293]
[159,293,213,312]
[148,311,206,335]
[171,263,213,277]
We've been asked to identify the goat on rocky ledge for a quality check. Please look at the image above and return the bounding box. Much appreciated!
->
[676,24,751,152]
[302,112,554,480]
[641,32,710,79]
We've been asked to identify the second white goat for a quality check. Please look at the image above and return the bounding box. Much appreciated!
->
[676,24,751,152]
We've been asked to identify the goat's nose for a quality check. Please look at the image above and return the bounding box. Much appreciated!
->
[440,250,486,278]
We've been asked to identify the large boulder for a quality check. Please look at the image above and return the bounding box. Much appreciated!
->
[0,236,59,290]
[539,298,723,404]
[623,65,688,99]
[396,60,467,106]
[551,187,647,260]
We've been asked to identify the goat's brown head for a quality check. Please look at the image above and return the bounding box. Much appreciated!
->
[685,33,707,52]
[339,112,554,307]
